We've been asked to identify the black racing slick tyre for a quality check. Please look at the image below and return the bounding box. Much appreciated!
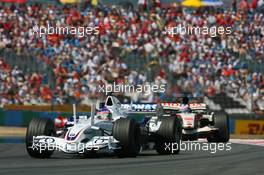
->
[113,118,141,157]
[207,112,230,143]
[155,116,182,155]
[26,118,55,158]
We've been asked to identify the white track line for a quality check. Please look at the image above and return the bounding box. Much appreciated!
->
[194,139,264,147]
[229,139,264,147]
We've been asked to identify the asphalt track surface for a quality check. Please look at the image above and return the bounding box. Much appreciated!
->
[0,142,263,175]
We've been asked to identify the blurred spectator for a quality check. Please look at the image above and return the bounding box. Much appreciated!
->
[0,2,263,113]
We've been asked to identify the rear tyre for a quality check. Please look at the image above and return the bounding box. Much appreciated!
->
[155,116,182,155]
[26,118,55,158]
[207,112,230,142]
[113,118,141,157]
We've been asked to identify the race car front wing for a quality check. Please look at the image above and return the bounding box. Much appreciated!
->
[29,135,120,154]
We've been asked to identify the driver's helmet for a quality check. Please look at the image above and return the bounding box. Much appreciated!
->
[96,107,112,120]
[182,96,189,105]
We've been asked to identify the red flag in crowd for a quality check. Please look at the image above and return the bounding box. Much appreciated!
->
[0,0,27,3]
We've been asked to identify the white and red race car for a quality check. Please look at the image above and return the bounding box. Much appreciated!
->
[159,102,230,142]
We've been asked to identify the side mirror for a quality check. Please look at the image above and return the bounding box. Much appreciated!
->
[156,104,164,117]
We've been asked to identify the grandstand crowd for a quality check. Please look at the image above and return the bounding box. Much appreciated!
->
[0,0,264,112]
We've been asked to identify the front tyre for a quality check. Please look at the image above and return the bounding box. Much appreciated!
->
[155,116,182,155]
[113,118,141,157]
[26,118,55,158]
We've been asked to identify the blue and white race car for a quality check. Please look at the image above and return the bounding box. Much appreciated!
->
[26,96,182,158]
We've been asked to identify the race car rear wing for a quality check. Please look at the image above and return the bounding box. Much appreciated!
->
[161,103,207,111]
[121,102,207,114]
